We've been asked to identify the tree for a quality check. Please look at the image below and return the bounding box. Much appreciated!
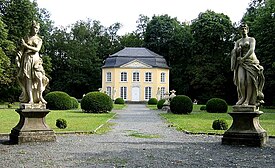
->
[144,14,193,95]
[243,0,275,105]
[0,18,15,85]
[189,10,234,103]
[47,19,122,98]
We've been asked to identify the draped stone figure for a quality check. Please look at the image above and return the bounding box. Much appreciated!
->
[231,23,264,106]
[16,21,49,104]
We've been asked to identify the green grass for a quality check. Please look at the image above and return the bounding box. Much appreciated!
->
[160,104,275,136]
[0,102,121,134]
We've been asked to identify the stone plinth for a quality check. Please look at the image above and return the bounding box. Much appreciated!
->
[9,104,56,144]
[222,105,268,147]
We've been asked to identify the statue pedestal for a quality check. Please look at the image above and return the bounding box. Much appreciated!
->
[9,104,56,144]
[222,105,268,147]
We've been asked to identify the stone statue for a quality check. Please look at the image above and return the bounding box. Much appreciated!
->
[16,21,49,104]
[231,23,264,106]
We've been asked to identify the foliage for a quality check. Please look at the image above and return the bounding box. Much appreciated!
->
[114,97,125,104]
[47,20,122,98]
[212,119,228,130]
[206,98,228,113]
[0,18,14,85]
[147,98,158,105]
[189,10,234,103]
[44,91,73,110]
[243,0,275,105]
[200,105,207,111]
[56,118,67,129]
[144,15,193,95]
[157,99,166,109]
[170,95,193,114]
[81,92,113,113]
[71,97,79,109]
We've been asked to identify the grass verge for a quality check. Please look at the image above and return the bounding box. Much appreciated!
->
[0,103,121,134]
[159,105,275,136]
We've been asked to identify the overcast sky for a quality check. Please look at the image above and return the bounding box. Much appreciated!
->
[36,0,251,35]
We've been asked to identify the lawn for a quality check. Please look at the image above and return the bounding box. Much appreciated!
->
[0,103,125,134]
[159,104,275,136]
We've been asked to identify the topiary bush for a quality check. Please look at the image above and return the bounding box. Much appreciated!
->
[81,92,113,113]
[212,119,228,130]
[200,105,207,111]
[157,99,166,109]
[44,91,73,110]
[71,97,79,109]
[148,98,158,105]
[114,97,125,104]
[56,118,67,129]
[170,95,193,114]
[206,98,228,113]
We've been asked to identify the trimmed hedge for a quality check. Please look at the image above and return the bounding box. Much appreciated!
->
[157,99,166,109]
[44,91,73,110]
[71,97,79,109]
[114,97,125,104]
[56,118,67,129]
[200,105,207,111]
[148,98,158,105]
[170,95,193,114]
[81,92,113,113]
[212,119,228,130]
[206,98,228,113]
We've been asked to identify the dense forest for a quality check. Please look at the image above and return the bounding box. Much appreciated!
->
[0,0,274,105]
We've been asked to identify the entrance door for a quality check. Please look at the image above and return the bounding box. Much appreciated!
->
[131,87,140,101]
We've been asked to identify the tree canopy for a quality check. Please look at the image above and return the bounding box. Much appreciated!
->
[1,0,274,105]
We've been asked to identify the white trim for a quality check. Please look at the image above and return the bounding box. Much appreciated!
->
[120,59,152,68]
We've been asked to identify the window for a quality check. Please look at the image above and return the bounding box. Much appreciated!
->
[106,87,112,97]
[120,87,127,100]
[145,87,152,100]
[120,72,127,82]
[161,72,165,83]
[160,87,165,99]
[145,72,152,82]
[133,72,140,82]
[106,72,111,82]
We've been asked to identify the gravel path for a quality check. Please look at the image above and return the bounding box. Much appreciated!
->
[0,104,275,168]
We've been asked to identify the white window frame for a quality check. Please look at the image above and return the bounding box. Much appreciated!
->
[106,72,112,82]
[120,72,127,82]
[106,86,112,97]
[120,87,127,100]
[145,72,152,82]
[160,87,165,99]
[145,87,152,100]
[161,72,165,83]
[133,72,140,82]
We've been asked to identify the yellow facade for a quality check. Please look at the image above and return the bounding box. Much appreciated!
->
[102,66,169,102]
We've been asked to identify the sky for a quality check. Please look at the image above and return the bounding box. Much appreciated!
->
[36,0,251,35]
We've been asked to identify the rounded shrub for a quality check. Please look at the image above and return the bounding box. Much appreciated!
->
[206,98,228,113]
[71,97,79,109]
[157,99,166,109]
[56,118,67,129]
[114,97,125,104]
[148,98,158,105]
[200,105,207,111]
[81,92,113,113]
[212,119,228,130]
[44,91,73,110]
[170,95,193,114]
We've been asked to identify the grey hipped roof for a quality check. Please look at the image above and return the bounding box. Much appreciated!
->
[102,47,169,69]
